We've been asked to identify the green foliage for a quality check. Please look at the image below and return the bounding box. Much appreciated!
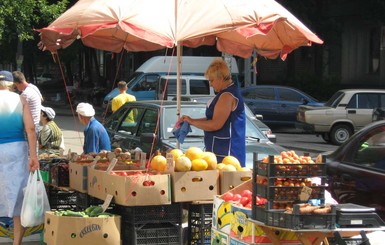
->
[0,0,68,43]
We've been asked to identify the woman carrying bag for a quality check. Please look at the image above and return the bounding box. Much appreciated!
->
[0,71,39,245]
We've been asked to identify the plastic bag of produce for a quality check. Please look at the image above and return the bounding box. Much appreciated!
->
[21,170,50,227]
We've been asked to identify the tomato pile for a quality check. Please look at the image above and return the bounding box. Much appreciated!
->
[221,190,267,208]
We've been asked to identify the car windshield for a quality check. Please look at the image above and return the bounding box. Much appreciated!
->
[126,72,143,87]
[324,91,344,108]
[161,105,265,140]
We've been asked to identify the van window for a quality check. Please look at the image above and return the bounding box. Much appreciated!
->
[132,74,159,91]
[190,79,211,95]
[163,79,187,95]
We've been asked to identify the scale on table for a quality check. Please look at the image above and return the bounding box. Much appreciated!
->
[336,203,385,228]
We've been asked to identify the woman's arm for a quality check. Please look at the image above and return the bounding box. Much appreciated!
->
[21,96,39,171]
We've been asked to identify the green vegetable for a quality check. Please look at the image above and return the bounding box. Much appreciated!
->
[89,206,104,217]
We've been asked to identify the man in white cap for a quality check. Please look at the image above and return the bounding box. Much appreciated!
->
[39,106,64,153]
[76,102,111,154]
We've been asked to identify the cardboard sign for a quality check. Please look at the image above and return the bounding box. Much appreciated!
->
[106,158,118,174]
[299,186,313,201]
[101,194,114,212]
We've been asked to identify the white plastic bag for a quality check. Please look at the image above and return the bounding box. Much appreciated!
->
[21,170,51,227]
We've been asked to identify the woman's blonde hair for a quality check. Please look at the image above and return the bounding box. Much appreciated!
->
[205,58,231,82]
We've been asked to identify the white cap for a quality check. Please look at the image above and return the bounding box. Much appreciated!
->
[41,106,56,120]
[76,102,95,117]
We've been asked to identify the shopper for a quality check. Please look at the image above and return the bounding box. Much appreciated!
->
[76,102,111,154]
[0,72,39,245]
[39,106,65,154]
[13,71,43,136]
[182,58,246,167]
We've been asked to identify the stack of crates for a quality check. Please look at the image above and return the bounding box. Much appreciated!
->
[187,203,213,245]
[251,153,336,230]
[46,185,77,211]
[75,191,104,211]
[114,203,183,245]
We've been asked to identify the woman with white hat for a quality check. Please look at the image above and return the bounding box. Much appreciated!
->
[39,106,64,154]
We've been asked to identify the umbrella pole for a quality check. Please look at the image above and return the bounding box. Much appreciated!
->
[176,43,182,149]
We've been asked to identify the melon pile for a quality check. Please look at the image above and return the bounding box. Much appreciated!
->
[170,147,249,172]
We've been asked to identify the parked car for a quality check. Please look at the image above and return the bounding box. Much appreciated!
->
[241,85,323,128]
[296,89,385,145]
[103,100,286,168]
[324,120,385,220]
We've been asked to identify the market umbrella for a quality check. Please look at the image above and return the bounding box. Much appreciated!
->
[37,0,323,115]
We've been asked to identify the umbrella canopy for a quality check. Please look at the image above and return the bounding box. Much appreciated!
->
[37,0,323,60]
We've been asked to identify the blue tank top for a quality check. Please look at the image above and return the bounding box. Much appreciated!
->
[0,90,25,144]
[204,84,246,167]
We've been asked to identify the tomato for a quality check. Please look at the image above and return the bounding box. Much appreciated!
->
[241,190,252,199]
[240,196,250,207]
[222,192,234,202]
[232,194,242,202]
[245,202,252,209]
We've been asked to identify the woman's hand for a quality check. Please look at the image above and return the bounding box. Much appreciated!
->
[29,156,39,171]
[182,115,192,124]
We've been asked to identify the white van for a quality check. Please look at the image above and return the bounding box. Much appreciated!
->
[156,74,216,101]
[103,56,239,107]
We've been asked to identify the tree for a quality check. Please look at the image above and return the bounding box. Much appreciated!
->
[0,0,69,68]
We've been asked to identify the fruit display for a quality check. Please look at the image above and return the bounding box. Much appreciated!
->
[252,151,334,229]
[162,147,248,172]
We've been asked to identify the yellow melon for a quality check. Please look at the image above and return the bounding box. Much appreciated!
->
[191,158,208,171]
[185,147,204,161]
[222,156,241,170]
[216,163,226,170]
[201,151,218,170]
[150,154,167,172]
[175,156,192,172]
[222,164,237,172]
[169,148,184,161]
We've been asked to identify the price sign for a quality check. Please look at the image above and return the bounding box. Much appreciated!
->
[299,186,313,201]
[106,158,118,174]
[101,194,114,212]
[90,156,100,169]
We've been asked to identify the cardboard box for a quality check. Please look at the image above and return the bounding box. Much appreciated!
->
[69,162,92,193]
[211,227,229,245]
[44,211,121,245]
[104,171,171,206]
[70,161,138,193]
[172,170,219,202]
[219,170,252,194]
[87,168,108,200]
[212,180,252,234]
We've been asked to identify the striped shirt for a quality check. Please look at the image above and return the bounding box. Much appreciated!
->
[21,84,42,130]
[39,121,63,150]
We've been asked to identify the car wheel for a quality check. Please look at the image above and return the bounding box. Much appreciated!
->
[321,133,331,143]
[330,124,353,145]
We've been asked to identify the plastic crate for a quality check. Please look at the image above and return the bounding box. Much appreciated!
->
[187,203,213,245]
[327,231,371,245]
[46,185,77,210]
[50,162,70,187]
[256,183,326,201]
[254,203,336,230]
[75,191,104,210]
[255,161,326,177]
[121,223,182,245]
[115,203,183,225]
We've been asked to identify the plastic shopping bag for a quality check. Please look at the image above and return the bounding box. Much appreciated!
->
[21,170,50,227]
